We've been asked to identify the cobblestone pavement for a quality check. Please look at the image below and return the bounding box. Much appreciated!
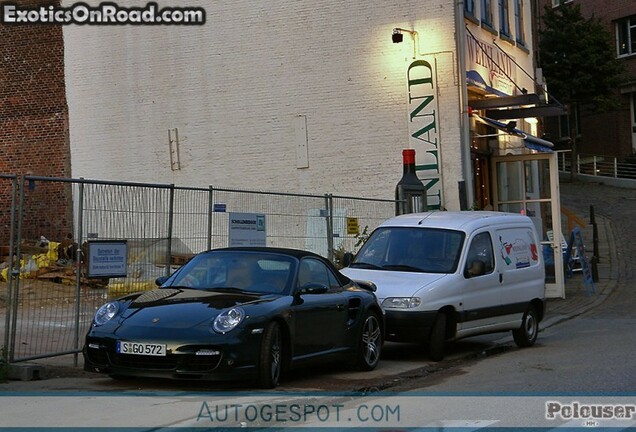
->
[544,179,636,324]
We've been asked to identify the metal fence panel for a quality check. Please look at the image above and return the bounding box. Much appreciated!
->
[2,176,397,363]
[209,188,331,254]
[330,195,397,265]
[1,175,17,360]
[8,178,102,362]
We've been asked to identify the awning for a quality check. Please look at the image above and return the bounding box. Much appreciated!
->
[472,114,554,153]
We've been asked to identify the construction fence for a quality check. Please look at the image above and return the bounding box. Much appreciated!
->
[0,175,396,363]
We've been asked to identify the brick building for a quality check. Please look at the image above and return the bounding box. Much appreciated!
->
[537,0,636,158]
[0,0,73,242]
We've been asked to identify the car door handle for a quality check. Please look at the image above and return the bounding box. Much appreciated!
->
[499,273,503,283]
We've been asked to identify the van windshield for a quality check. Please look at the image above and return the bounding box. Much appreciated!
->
[351,227,465,274]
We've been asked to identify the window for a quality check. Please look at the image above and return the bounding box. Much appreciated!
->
[617,17,636,56]
[551,0,573,6]
[465,0,475,17]
[499,0,510,37]
[481,0,493,27]
[298,258,330,288]
[464,232,495,276]
[514,0,525,45]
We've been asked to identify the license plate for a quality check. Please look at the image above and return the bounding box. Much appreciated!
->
[117,341,167,356]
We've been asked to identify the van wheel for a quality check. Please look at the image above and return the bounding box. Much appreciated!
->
[512,305,538,347]
[428,313,447,361]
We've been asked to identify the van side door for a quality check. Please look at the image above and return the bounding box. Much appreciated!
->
[458,230,502,332]
[494,226,543,315]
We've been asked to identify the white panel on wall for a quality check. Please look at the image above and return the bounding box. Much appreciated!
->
[294,114,309,169]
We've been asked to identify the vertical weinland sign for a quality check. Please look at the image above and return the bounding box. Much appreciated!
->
[228,212,267,247]
[407,57,442,210]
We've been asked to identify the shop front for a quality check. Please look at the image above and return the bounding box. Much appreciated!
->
[465,30,566,298]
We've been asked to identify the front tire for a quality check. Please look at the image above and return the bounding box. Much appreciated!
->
[257,321,283,388]
[353,312,382,371]
[512,305,538,347]
[428,312,447,362]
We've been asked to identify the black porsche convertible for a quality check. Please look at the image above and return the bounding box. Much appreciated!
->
[83,247,384,388]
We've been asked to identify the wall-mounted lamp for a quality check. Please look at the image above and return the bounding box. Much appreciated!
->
[392,29,404,43]
[392,28,418,58]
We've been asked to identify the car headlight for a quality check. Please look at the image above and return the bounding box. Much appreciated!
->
[94,302,119,326]
[382,297,421,309]
[212,307,245,334]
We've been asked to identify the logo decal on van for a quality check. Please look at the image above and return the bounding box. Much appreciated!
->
[499,235,534,269]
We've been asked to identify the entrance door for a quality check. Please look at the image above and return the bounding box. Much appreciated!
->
[491,153,564,298]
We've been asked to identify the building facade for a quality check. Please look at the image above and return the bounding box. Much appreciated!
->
[538,0,636,158]
[64,1,466,208]
[3,0,567,296]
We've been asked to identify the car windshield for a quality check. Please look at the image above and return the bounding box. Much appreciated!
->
[352,227,465,274]
[164,250,295,294]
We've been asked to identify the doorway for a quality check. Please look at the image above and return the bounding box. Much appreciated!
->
[491,153,564,298]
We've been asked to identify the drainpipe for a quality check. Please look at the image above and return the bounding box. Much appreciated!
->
[455,0,474,210]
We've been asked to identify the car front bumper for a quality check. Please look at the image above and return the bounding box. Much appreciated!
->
[383,309,438,343]
[83,330,263,381]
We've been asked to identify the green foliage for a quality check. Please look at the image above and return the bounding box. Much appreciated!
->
[354,225,370,249]
[332,225,371,269]
[539,3,626,112]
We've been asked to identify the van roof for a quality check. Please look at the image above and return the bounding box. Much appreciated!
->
[379,211,532,232]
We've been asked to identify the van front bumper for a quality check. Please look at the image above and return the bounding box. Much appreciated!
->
[384,309,438,343]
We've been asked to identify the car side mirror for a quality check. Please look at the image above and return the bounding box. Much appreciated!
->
[342,252,354,268]
[464,260,485,278]
[298,283,329,295]
[155,275,169,286]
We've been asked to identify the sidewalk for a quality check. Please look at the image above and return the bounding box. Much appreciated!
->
[541,211,618,329]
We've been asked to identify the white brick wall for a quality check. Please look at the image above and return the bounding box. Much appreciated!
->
[62,1,478,209]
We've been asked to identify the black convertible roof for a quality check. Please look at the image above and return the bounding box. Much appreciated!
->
[210,247,327,260]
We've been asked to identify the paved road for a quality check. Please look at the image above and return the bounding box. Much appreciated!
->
[399,180,636,393]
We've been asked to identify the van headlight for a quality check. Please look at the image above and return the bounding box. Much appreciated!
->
[382,297,421,309]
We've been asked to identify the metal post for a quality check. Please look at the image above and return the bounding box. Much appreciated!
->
[207,186,214,251]
[4,177,18,362]
[325,194,334,263]
[166,185,175,276]
[593,156,597,176]
[614,157,618,178]
[73,181,85,366]
[590,205,599,282]
[9,177,26,362]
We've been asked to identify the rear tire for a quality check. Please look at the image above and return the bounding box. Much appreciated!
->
[512,305,538,347]
[428,313,447,362]
[257,321,283,388]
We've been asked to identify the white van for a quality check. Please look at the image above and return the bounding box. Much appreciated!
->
[341,211,545,361]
